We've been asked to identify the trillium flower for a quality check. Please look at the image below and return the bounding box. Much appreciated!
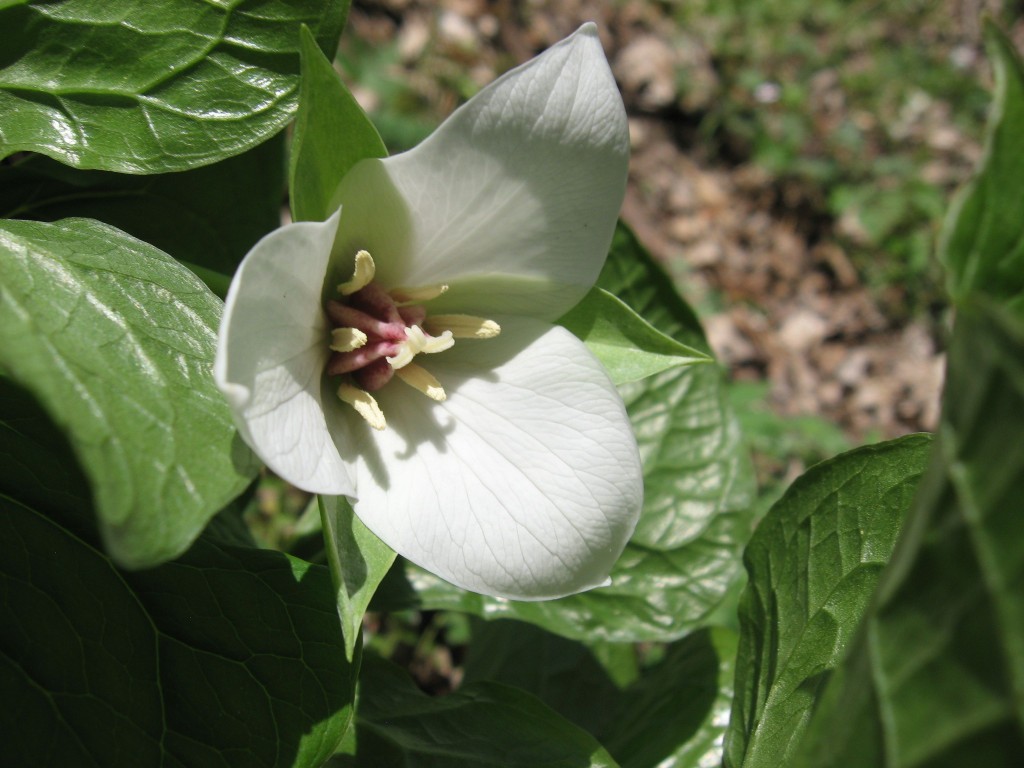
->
[214,24,643,600]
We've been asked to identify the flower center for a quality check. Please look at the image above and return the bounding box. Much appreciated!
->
[326,250,500,430]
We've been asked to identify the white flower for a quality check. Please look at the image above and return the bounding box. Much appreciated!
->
[214,24,642,600]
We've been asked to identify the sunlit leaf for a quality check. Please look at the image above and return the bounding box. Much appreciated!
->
[558,286,711,385]
[0,0,349,172]
[319,494,396,661]
[290,25,386,223]
[724,435,932,767]
[939,23,1024,315]
[0,218,257,568]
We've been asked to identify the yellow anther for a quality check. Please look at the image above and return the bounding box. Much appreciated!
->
[389,283,449,305]
[424,314,501,339]
[330,327,368,352]
[387,325,455,370]
[337,250,375,295]
[395,363,447,402]
[337,383,386,430]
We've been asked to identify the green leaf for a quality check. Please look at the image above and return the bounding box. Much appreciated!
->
[319,494,396,661]
[290,25,387,223]
[0,0,349,173]
[348,654,619,767]
[558,287,711,385]
[1,496,355,768]
[606,628,738,768]
[377,224,756,643]
[0,218,257,568]
[790,303,1024,767]
[0,134,285,279]
[939,22,1024,314]
[463,620,738,768]
[0,375,91,523]
[724,434,933,768]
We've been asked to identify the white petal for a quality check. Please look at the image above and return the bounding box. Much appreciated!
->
[330,24,629,321]
[337,318,643,600]
[214,210,356,496]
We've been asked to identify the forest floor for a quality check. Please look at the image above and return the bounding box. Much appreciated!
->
[339,0,1019,488]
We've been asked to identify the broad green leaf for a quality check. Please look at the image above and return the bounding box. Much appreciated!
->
[1,496,355,768]
[0,218,257,568]
[0,134,285,280]
[724,434,933,768]
[0,0,348,173]
[376,224,755,642]
[463,620,738,768]
[939,23,1024,315]
[348,654,619,767]
[319,494,396,661]
[558,287,711,385]
[791,303,1024,767]
[290,25,387,222]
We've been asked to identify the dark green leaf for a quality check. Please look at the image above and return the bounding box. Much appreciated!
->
[319,494,396,661]
[382,223,756,642]
[290,25,387,222]
[724,434,933,768]
[347,654,619,767]
[939,23,1024,314]
[0,375,91,523]
[0,218,258,568]
[463,620,737,768]
[0,134,285,278]
[0,0,349,173]
[791,303,1024,767]
[558,287,711,385]
[0,495,354,768]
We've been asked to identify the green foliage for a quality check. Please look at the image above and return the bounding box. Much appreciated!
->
[0,0,349,173]
[940,24,1024,316]
[0,218,257,568]
[342,654,619,767]
[319,494,396,661]
[1,381,354,767]
[790,303,1024,767]
[781,31,1024,764]
[727,28,1024,766]
[376,224,756,643]
[290,25,387,223]
[1,496,354,768]
[724,435,932,767]
[464,620,738,768]
[558,287,711,385]
[0,135,285,281]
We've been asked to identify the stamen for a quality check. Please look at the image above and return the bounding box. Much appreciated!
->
[387,325,455,370]
[337,250,375,295]
[337,383,386,430]
[390,283,449,305]
[330,327,368,352]
[396,363,447,401]
[424,315,501,339]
